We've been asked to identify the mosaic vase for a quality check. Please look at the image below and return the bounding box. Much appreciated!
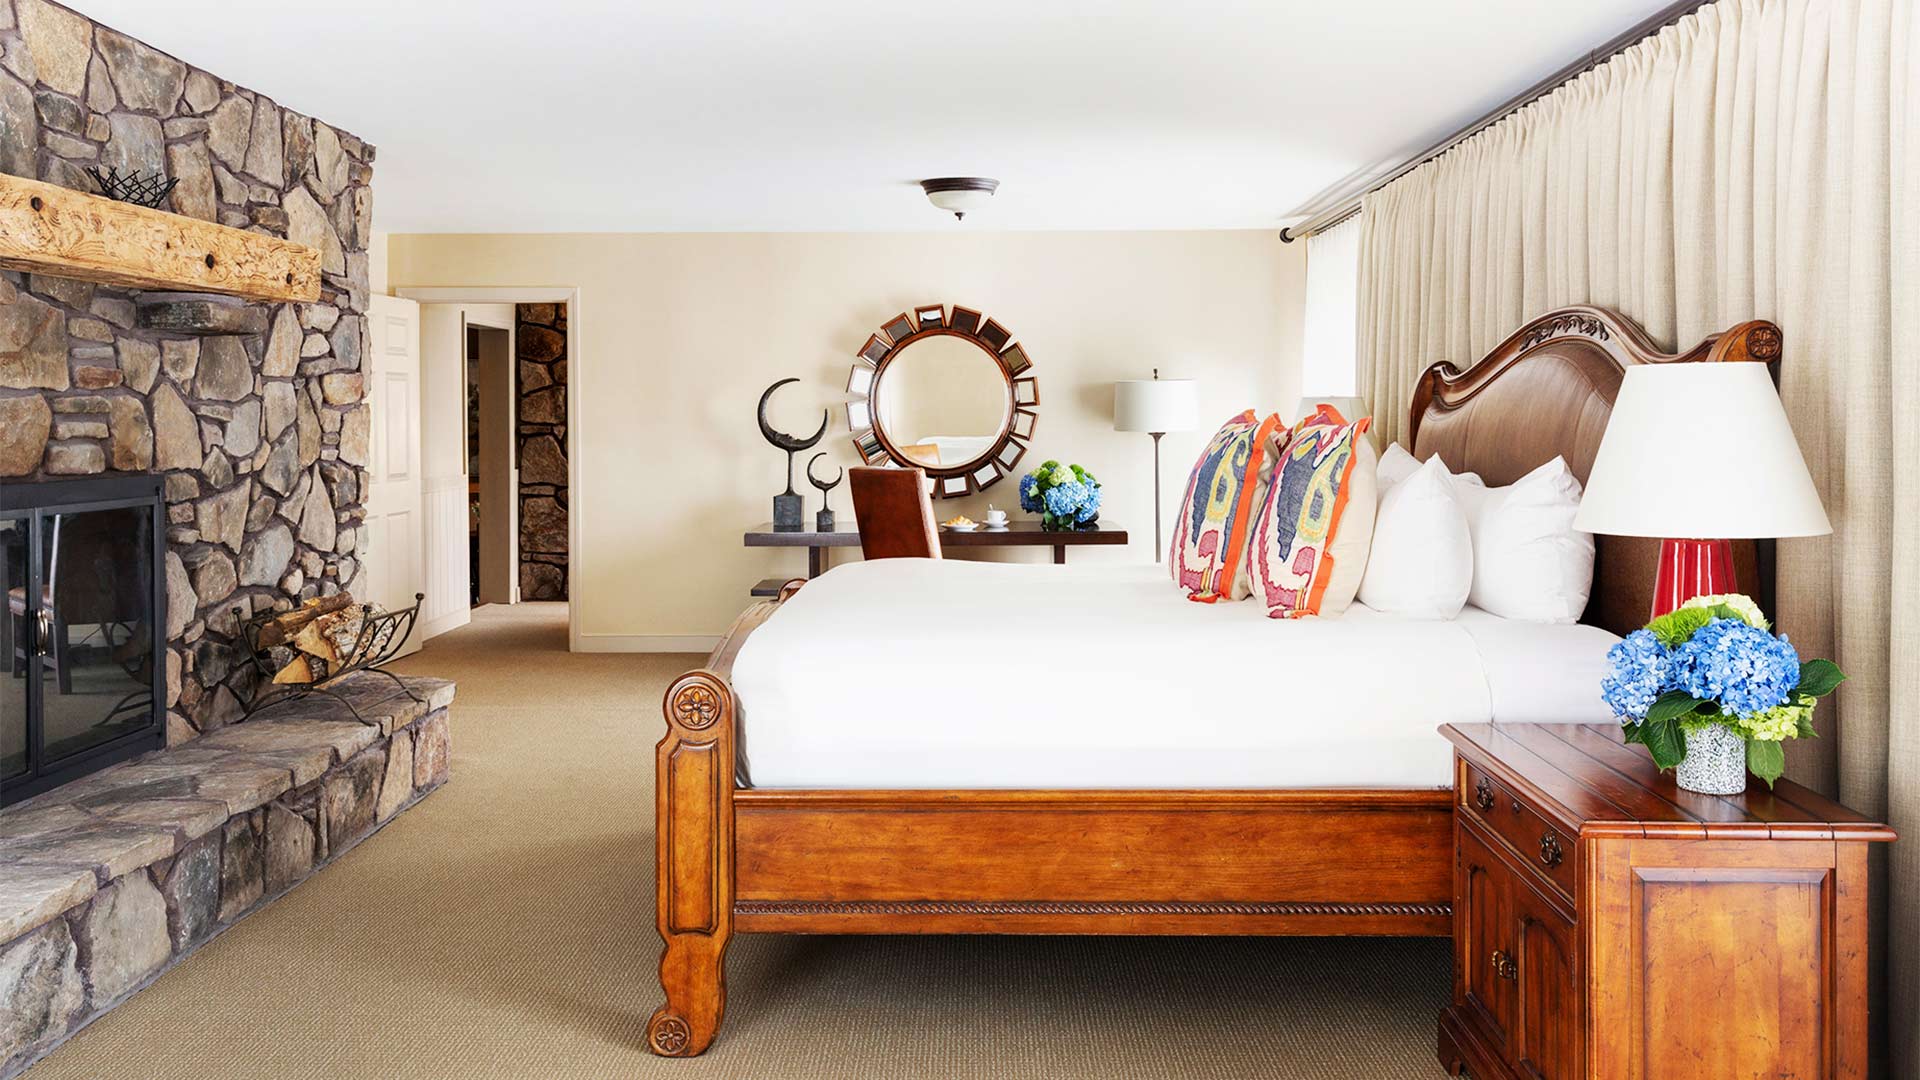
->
[1673,722,1748,795]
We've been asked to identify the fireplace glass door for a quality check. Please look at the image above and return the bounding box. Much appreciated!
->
[2,512,26,784]
[2,476,166,805]
[37,505,159,759]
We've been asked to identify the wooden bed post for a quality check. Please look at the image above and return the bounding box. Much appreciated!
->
[649,669,736,1057]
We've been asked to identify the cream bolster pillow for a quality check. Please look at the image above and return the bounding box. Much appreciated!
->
[1450,456,1595,624]
[1357,453,1473,619]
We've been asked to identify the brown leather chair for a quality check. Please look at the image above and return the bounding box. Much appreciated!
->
[849,467,942,560]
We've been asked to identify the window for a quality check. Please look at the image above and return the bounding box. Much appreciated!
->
[1300,212,1361,397]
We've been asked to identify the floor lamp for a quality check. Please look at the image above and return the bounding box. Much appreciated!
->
[1113,371,1197,561]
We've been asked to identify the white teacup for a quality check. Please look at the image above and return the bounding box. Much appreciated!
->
[984,509,1009,527]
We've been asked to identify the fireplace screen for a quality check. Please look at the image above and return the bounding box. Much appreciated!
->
[2,475,166,806]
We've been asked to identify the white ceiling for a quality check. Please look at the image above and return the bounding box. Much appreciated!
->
[75,0,1675,233]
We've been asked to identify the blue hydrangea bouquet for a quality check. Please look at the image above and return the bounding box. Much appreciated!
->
[1601,593,1844,792]
[1019,461,1102,532]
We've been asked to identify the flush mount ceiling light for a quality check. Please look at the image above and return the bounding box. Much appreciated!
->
[919,177,999,221]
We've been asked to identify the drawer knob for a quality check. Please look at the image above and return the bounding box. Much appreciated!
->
[1473,777,1495,811]
[1491,949,1518,981]
[1539,832,1564,868]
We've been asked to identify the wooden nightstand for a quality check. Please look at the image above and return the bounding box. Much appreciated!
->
[1438,722,1894,1080]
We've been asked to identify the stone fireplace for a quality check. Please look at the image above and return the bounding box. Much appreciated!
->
[0,8,458,1075]
[0,0,375,748]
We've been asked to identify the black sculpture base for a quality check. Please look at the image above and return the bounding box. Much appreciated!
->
[773,493,804,532]
[816,509,835,531]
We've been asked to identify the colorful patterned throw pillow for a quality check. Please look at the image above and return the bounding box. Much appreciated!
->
[1251,404,1376,618]
[1170,410,1283,602]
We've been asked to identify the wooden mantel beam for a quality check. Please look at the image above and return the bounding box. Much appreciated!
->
[0,173,320,303]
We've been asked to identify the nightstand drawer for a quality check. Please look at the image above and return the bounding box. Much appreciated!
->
[1459,760,1577,902]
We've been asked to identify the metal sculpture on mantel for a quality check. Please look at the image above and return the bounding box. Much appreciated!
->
[807,453,843,531]
[757,378,828,531]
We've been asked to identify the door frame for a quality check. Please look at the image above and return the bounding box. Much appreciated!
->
[397,286,583,652]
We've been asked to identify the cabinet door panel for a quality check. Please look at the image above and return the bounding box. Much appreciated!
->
[1513,878,1580,1079]
[1457,823,1516,1050]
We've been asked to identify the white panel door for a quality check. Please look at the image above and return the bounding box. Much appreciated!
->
[366,294,426,658]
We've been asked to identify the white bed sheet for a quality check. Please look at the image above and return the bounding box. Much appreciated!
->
[731,560,1619,789]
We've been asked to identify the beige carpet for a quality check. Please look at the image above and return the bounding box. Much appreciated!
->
[29,603,1453,1079]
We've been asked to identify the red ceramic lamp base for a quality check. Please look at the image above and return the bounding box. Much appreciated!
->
[1650,538,1737,618]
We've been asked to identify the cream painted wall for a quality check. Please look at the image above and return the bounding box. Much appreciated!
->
[388,232,1305,647]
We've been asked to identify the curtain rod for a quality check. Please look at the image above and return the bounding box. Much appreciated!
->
[1278,0,1709,243]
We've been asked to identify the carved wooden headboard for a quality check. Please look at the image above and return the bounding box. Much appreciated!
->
[1406,305,1782,636]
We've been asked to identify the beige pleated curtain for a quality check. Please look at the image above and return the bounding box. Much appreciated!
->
[1355,0,1918,1072]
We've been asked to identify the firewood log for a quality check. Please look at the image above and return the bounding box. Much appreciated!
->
[272,655,315,684]
[257,593,355,648]
[290,619,341,664]
[321,611,364,659]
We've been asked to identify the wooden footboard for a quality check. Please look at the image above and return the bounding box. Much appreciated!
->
[650,586,1454,1055]
[733,788,1451,935]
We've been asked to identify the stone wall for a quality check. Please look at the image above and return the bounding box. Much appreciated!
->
[0,0,374,743]
[515,303,566,599]
[0,675,451,1078]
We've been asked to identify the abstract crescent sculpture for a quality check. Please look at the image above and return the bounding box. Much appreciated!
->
[758,378,830,530]
[806,452,844,531]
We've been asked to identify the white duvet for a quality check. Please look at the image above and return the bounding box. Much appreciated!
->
[731,559,1620,789]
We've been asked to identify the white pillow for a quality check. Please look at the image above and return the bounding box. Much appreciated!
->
[1452,457,1595,623]
[1378,441,1482,494]
[1357,455,1473,619]
[1377,441,1421,489]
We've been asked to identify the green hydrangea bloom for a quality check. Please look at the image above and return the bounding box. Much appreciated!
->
[1734,695,1814,742]
[1681,592,1769,630]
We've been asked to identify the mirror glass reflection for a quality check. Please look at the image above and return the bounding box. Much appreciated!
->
[874,335,1010,469]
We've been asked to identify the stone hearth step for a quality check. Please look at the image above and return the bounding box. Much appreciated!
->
[0,673,453,1078]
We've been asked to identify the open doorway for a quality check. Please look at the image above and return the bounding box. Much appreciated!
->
[402,288,580,650]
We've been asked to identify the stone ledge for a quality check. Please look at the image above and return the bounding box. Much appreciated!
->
[0,674,453,1078]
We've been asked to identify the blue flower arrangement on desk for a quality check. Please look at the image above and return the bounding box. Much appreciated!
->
[1601,593,1844,788]
[1019,461,1102,532]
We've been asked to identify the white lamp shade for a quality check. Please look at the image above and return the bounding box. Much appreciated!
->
[1295,395,1369,424]
[1573,363,1830,539]
[1113,379,1198,433]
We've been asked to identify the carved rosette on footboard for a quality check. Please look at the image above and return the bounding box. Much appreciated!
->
[649,670,737,1057]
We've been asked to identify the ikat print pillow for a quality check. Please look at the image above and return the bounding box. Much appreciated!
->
[1250,404,1377,618]
[1170,409,1283,602]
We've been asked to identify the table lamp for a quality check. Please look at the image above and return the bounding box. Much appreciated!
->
[1573,361,1830,616]
[1114,371,1198,559]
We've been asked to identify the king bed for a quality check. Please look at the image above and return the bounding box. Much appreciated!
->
[645,305,1780,1057]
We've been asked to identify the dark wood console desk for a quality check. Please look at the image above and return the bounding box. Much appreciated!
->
[743,521,1128,596]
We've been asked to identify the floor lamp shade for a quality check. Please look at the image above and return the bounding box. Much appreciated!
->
[1573,362,1830,614]
[1114,377,1197,562]
[1114,379,1197,434]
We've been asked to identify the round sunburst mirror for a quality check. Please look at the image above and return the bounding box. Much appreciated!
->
[844,304,1038,499]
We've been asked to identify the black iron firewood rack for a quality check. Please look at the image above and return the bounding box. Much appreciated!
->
[234,593,425,724]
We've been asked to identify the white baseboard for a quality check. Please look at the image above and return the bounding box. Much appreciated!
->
[573,633,721,654]
[420,609,471,642]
